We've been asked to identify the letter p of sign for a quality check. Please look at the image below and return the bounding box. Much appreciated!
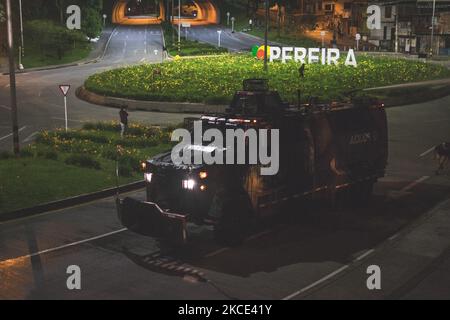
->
[66,5,81,30]
[66,265,81,290]
[367,5,381,30]
[366,265,381,290]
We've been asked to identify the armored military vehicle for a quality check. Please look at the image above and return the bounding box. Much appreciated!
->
[117,79,388,245]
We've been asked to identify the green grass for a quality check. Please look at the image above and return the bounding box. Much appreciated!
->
[0,157,135,214]
[0,122,173,214]
[20,39,92,69]
[167,39,228,57]
[162,22,227,57]
[85,54,450,105]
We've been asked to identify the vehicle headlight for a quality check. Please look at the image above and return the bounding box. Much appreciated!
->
[144,173,153,183]
[182,179,195,190]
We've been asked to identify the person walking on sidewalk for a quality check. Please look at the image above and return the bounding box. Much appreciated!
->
[119,107,129,138]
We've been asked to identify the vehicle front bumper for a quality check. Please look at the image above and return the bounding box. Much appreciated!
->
[116,197,188,245]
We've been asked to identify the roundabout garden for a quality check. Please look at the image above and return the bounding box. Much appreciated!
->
[84,54,450,105]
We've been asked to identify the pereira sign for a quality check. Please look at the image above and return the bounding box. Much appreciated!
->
[252,45,358,67]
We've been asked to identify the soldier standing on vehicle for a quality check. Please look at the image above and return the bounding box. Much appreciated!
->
[119,107,129,138]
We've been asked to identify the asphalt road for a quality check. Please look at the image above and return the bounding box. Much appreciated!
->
[0,25,198,152]
[1,24,449,300]
[187,25,270,52]
[0,93,449,299]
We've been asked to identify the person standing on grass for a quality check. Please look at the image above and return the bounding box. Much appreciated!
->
[119,107,129,138]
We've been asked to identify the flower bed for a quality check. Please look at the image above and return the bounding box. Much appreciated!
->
[85,54,450,105]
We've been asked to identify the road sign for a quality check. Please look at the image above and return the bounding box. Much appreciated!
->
[217,30,222,47]
[320,31,326,37]
[59,85,70,96]
[182,23,191,28]
[59,85,70,132]
[355,33,361,51]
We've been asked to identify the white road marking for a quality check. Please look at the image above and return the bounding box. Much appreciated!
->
[0,228,128,263]
[23,131,39,143]
[0,126,27,142]
[424,118,450,123]
[401,176,430,192]
[0,104,11,111]
[140,58,146,62]
[204,247,229,258]
[419,146,436,158]
[389,233,400,241]
[282,265,350,300]
[355,249,375,261]
[245,230,272,241]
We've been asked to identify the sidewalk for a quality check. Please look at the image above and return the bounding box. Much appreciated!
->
[0,26,115,75]
[295,197,450,299]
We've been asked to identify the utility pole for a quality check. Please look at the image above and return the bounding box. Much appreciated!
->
[264,0,269,72]
[19,0,24,68]
[6,0,20,155]
[430,0,436,56]
[178,0,181,51]
[395,12,398,53]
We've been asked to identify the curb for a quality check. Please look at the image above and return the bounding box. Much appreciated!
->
[77,76,450,114]
[364,78,450,107]
[76,86,227,114]
[1,27,116,76]
[0,180,145,223]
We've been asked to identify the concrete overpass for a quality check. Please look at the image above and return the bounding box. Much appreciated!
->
[112,0,219,26]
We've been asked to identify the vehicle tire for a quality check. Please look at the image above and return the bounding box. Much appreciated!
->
[213,193,253,247]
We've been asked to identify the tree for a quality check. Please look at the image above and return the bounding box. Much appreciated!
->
[55,0,65,24]
[0,3,5,23]
[81,6,102,39]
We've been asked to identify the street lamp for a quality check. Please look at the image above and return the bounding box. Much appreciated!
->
[320,30,326,48]
[5,0,20,155]
[355,33,361,51]
[18,0,24,70]
[231,17,235,33]
[264,0,269,72]
[226,12,230,26]
[430,0,436,56]
[178,0,181,50]
[103,14,107,27]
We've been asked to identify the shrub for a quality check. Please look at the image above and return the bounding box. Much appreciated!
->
[0,151,12,160]
[102,148,118,161]
[19,148,34,158]
[81,7,102,39]
[118,164,133,177]
[82,122,121,132]
[119,154,141,172]
[65,154,101,170]
[25,20,86,60]
[41,150,58,160]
